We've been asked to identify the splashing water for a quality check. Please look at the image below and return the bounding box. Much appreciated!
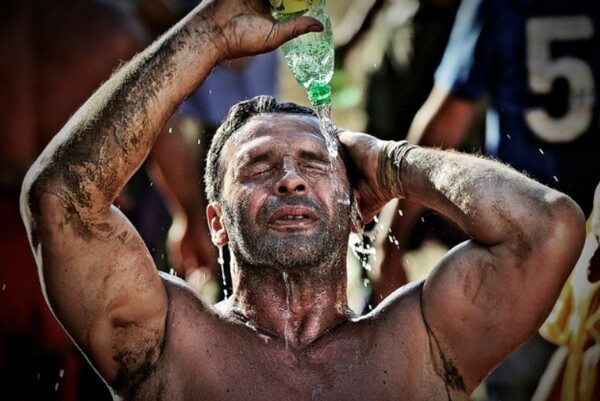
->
[315,104,338,160]
[315,106,375,278]
[315,104,352,209]
[218,246,228,299]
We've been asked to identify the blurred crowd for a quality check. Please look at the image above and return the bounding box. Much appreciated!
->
[1,0,598,400]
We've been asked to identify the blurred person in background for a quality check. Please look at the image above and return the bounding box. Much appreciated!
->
[532,180,600,401]
[0,2,144,399]
[375,0,600,399]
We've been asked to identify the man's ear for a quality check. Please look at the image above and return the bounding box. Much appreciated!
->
[207,203,228,246]
[350,190,364,233]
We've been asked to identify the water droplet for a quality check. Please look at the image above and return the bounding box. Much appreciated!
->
[553,176,559,183]
[169,268,176,276]
[398,209,404,217]
[59,369,64,378]
[54,383,59,391]
[218,246,228,299]
[507,134,512,139]
[149,182,154,187]
[1,284,5,291]
[168,127,172,134]
[539,149,545,155]
[197,139,201,146]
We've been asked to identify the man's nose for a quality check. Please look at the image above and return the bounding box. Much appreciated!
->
[274,161,307,196]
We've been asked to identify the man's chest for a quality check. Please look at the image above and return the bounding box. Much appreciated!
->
[150,328,450,401]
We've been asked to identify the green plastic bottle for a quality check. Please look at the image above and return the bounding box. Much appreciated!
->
[270,0,334,108]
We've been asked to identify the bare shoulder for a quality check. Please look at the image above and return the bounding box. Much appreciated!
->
[160,272,218,324]
[359,281,429,359]
[369,280,425,320]
[159,273,232,349]
[354,281,470,399]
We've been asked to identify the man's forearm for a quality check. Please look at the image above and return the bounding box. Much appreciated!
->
[25,8,222,213]
[392,144,570,247]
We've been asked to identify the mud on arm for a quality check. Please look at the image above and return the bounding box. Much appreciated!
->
[17,4,235,391]
[396,147,585,393]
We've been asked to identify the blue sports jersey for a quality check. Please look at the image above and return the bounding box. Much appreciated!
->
[436,0,600,216]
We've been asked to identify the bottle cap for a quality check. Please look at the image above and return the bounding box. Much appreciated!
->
[308,83,332,107]
[269,0,321,15]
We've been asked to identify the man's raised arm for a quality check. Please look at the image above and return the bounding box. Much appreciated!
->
[340,132,585,393]
[19,0,320,392]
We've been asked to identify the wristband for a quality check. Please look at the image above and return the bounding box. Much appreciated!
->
[379,140,417,198]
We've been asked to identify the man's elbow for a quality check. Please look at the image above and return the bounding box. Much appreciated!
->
[20,164,47,244]
[541,192,586,274]
[19,162,63,246]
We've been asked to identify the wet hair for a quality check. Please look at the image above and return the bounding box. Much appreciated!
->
[204,95,356,203]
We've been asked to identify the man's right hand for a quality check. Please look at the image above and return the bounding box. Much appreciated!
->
[198,0,324,62]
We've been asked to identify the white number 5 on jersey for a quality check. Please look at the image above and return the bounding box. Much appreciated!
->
[526,16,595,143]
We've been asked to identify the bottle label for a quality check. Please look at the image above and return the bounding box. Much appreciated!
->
[269,0,320,15]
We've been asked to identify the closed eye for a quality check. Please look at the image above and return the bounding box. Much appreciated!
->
[301,162,329,174]
[251,164,274,176]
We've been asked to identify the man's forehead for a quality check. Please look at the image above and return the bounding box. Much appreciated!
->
[235,113,321,140]
[225,113,327,154]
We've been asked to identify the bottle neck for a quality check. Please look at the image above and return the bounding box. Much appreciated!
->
[308,83,332,108]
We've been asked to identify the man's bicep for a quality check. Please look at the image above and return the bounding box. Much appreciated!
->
[421,240,549,391]
[34,193,168,382]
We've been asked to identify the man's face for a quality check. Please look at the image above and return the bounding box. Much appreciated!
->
[218,113,353,270]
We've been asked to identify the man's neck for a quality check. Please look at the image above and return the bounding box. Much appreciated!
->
[225,262,354,348]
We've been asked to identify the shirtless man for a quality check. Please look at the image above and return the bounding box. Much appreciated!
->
[20,0,586,400]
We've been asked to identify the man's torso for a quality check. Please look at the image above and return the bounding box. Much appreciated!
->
[124,277,467,401]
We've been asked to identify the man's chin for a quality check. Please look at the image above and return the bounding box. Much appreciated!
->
[258,236,331,268]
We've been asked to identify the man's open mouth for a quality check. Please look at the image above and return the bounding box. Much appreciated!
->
[268,206,319,229]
